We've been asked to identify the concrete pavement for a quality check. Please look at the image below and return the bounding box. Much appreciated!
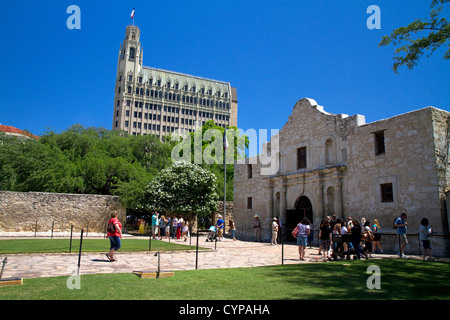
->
[0,234,443,280]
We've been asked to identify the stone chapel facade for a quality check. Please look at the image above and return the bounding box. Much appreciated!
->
[234,98,450,256]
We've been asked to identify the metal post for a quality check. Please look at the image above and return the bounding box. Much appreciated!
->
[223,128,227,224]
[149,233,152,252]
[281,231,285,265]
[69,225,74,253]
[189,223,192,246]
[196,217,199,270]
[418,233,421,257]
[0,257,7,280]
[51,221,54,239]
[77,229,84,276]
[154,252,160,279]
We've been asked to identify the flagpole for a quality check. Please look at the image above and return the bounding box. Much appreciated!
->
[223,128,227,228]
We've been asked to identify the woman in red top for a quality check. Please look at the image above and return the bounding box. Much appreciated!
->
[106,212,122,262]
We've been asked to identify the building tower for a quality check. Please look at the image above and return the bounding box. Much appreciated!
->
[112,25,238,138]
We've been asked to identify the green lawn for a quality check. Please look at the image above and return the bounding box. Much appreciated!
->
[0,238,201,254]
[1,259,449,300]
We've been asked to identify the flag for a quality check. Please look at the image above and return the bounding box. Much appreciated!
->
[223,130,228,150]
[130,8,135,19]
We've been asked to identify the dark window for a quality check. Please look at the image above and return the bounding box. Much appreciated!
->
[297,147,307,169]
[129,47,135,60]
[247,197,253,209]
[380,183,393,202]
[374,131,385,155]
[247,164,252,179]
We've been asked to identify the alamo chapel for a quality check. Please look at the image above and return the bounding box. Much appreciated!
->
[234,98,450,256]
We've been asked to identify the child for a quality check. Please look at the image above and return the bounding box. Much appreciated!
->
[419,218,433,261]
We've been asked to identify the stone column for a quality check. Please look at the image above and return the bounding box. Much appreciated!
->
[267,182,274,219]
[280,178,287,225]
[316,172,325,219]
[337,167,346,220]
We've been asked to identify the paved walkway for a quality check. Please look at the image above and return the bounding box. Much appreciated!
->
[0,235,446,279]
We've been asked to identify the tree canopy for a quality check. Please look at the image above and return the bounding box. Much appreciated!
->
[142,161,218,221]
[0,123,247,215]
[0,126,173,212]
[379,0,450,73]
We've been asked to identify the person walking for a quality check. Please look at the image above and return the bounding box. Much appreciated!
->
[229,219,237,241]
[372,219,383,253]
[171,216,178,238]
[182,220,189,241]
[165,216,172,239]
[363,221,374,258]
[216,215,224,241]
[106,212,122,262]
[349,220,365,259]
[394,212,408,258]
[253,215,262,242]
[276,216,282,244]
[176,216,183,239]
[151,212,159,239]
[307,220,314,248]
[419,218,434,261]
[271,217,279,245]
[296,218,311,260]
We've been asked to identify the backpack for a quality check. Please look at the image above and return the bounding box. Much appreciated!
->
[291,224,300,239]
[107,222,116,233]
[393,217,401,229]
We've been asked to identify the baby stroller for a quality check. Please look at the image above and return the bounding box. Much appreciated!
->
[206,226,217,242]
[331,234,345,261]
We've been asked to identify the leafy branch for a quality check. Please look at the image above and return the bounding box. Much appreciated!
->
[379,0,450,72]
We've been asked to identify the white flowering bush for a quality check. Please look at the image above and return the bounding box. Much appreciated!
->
[143,161,219,220]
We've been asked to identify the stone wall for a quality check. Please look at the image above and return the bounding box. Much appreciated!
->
[0,191,126,233]
[233,98,450,256]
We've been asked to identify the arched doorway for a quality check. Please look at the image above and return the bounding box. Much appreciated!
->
[286,196,313,242]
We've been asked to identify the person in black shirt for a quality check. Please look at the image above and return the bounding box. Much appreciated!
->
[349,220,366,259]
[319,219,332,261]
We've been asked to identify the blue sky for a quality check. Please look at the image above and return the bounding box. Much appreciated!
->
[1,1,449,142]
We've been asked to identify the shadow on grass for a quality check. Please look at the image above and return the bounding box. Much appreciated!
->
[265,259,450,300]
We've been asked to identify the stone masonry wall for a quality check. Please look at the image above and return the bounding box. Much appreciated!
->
[0,191,126,233]
[233,99,450,255]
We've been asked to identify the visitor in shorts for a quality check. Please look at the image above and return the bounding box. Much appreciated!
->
[151,212,159,239]
[394,212,408,258]
[296,218,311,260]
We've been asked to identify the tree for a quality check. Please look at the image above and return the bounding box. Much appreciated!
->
[379,0,450,72]
[169,120,249,201]
[143,161,219,221]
